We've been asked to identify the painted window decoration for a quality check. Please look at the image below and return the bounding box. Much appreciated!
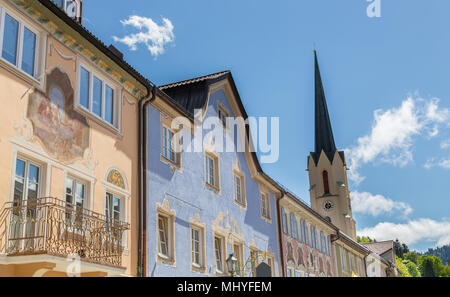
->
[9,158,41,252]
[322,170,330,194]
[28,68,89,162]
[107,169,125,189]
[162,126,177,164]
[214,236,224,273]
[281,207,288,234]
[158,215,170,258]
[0,9,39,77]
[260,192,270,219]
[65,176,87,231]
[79,66,117,127]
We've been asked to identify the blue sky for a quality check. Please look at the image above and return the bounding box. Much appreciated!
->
[83,0,450,251]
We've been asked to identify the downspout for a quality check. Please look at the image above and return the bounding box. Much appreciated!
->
[276,191,286,277]
[138,84,156,277]
[363,254,368,277]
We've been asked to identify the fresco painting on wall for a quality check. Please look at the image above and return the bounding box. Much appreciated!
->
[27,68,89,162]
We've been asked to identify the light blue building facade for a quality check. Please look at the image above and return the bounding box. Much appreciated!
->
[146,72,281,277]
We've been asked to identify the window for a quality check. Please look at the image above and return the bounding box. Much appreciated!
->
[320,231,326,253]
[105,193,121,223]
[281,207,288,234]
[0,9,39,77]
[218,105,229,129]
[158,215,170,258]
[234,174,244,205]
[191,227,203,267]
[51,0,78,18]
[205,153,219,190]
[341,249,348,272]
[13,158,41,206]
[78,65,117,127]
[327,235,332,256]
[233,243,243,276]
[260,192,270,219]
[322,170,330,194]
[303,222,310,246]
[10,157,42,251]
[105,192,123,243]
[214,236,225,273]
[250,249,259,277]
[162,126,177,164]
[65,177,87,230]
[290,213,298,240]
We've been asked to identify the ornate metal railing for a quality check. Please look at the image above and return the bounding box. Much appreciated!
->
[0,197,129,268]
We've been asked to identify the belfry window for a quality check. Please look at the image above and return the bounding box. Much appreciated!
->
[322,170,330,194]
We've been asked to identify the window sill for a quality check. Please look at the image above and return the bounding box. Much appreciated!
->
[191,264,207,274]
[0,58,40,87]
[157,253,176,266]
[205,183,220,193]
[234,200,247,209]
[74,104,122,137]
[160,155,182,171]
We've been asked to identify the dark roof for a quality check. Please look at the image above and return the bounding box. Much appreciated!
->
[159,71,230,115]
[362,241,394,256]
[37,0,153,92]
[311,51,339,164]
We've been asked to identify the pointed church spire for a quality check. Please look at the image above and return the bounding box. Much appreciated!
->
[314,50,337,161]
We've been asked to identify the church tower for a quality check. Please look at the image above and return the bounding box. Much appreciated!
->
[307,51,357,240]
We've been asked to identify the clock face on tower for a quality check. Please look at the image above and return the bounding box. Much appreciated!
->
[323,201,334,211]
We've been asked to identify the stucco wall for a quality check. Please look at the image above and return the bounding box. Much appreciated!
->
[147,89,280,277]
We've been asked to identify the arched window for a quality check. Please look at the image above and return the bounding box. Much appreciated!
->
[322,170,330,194]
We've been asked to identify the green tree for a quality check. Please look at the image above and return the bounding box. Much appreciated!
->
[419,255,444,277]
[406,261,421,277]
[394,239,409,258]
[357,236,373,244]
[396,256,411,277]
[404,251,420,265]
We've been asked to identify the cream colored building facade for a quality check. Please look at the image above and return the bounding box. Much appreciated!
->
[0,0,151,276]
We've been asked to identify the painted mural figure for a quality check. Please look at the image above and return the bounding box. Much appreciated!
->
[27,68,89,163]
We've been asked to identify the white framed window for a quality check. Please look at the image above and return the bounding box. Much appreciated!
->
[290,213,298,240]
[162,126,177,164]
[0,6,39,78]
[9,157,43,252]
[214,236,225,274]
[65,176,88,230]
[260,192,270,219]
[78,64,118,128]
[191,227,203,268]
[281,207,288,234]
[13,157,42,206]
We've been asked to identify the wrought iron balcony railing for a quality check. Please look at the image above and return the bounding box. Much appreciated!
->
[0,197,129,268]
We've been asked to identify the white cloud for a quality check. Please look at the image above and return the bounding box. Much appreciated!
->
[424,157,450,169]
[113,15,175,57]
[358,218,450,247]
[440,139,450,149]
[352,191,412,217]
[345,96,450,185]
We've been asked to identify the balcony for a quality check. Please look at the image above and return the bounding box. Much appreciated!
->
[0,197,129,270]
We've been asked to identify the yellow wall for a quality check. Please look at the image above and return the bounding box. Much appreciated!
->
[0,0,142,276]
